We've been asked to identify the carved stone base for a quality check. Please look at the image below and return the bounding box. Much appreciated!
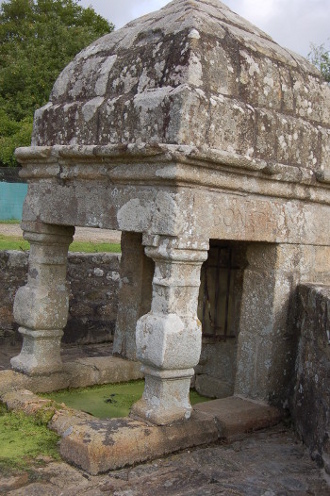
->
[131,366,194,425]
[10,327,63,376]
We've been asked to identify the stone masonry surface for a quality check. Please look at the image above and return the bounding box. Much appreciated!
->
[293,284,330,476]
[0,250,120,345]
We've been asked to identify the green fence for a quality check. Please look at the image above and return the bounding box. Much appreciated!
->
[0,182,28,220]
[0,168,27,220]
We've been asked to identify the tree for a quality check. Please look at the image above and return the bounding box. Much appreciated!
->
[0,0,113,166]
[309,40,330,83]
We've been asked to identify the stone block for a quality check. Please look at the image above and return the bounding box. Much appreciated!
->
[195,373,233,399]
[136,313,201,370]
[59,412,219,475]
[315,246,330,274]
[194,396,282,441]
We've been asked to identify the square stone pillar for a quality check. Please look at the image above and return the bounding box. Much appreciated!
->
[11,222,74,376]
[131,236,208,425]
[113,232,154,360]
[234,243,301,406]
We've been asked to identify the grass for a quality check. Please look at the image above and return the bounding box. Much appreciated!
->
[43,380,211,419]
[0,402,60,474]
[0,234,121,253]
[69,241,121,253]
[0,219,20,224]
[0,221,121,252]
[0,234,30,251]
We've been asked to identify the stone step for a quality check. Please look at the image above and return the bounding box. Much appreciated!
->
[194,396,282,442]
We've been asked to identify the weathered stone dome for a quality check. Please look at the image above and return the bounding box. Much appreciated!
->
[32,0,330,177]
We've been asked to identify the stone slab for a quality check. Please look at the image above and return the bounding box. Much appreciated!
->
[58,411,219,475]
[0,356,144,394]
[63,356,144,389]
[3,426,329,495]
[194,396,282,441]
[57,395,281,475]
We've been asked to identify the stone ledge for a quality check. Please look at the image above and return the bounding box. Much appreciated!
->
[194,396,282,442]
[0,356,144,394]
[63,356,144,389]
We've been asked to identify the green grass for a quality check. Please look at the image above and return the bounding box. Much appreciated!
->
[0,219,20,224]
[0,402,60,473]
[69,241,121,253]
[43,381,211,419]
[0,234,121,253]
[0,234,30,251]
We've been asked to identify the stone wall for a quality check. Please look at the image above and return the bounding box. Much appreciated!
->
[293,284,330,475]
[0,250,120,345]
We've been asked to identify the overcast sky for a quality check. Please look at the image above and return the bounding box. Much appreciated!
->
[78,0,330,58]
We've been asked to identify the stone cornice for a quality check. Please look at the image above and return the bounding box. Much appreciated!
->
[15,143,330,205]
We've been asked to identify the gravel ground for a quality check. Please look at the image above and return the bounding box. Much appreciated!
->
[0,224,121,244]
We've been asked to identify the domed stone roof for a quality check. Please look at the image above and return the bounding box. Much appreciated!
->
[30,0,329,179]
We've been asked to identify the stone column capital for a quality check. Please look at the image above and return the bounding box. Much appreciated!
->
[21,221,74,245]
[142,235,209,264]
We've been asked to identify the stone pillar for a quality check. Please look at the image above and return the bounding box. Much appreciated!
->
[11,222,74,376]
[113,232,154,360]
[234,243,300,406]
[131,236,208,425]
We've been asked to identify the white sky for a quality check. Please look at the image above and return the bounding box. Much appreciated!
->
[78,0,330,57]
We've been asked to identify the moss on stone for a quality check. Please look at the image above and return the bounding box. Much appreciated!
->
[0,402,60,473]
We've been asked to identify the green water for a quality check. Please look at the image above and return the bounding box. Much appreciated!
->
[44,380,210,419]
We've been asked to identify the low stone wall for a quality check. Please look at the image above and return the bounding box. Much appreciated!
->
[293,284,330,475]
[0,250,120,345]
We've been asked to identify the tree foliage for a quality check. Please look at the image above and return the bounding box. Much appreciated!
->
[0,0,113,166]
[309,40,330,83]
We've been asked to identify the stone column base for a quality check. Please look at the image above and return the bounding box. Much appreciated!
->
[10,327,64,376]
[130,366,194,425]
